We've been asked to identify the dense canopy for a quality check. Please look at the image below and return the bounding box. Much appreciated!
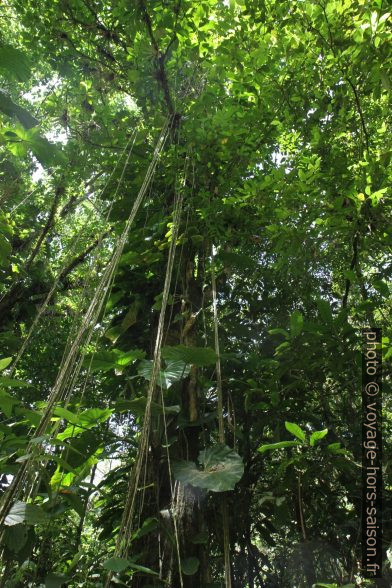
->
[0,0,391,587]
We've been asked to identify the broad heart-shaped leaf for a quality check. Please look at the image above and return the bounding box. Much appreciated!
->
[173,444,244,492]
[290,310,304,337]
[138,359,190,389]
[4,501,49,526]
[115,397,180,417]
[257,441,302,454]
[103,557,129,573]
[285,421,306,442]
[181,556,200,575]
[162,345,217,366]
[53,406,80,425]
[79,407,113,428]
[310,428,328,446]
[0,357,12,371]
[85,349,145,372]
[55,407,112,440]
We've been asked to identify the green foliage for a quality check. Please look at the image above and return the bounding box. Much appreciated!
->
[4,501,49,526]
[173,444,244,492]
[44,573,70,588]
[284,421,306,442]
[0,45,31,82]
[138,359,190,389]
[289,311,304,338]
[162,345,217,366]
[0,91,38,129]
[181,556,200,575]
[257,440,302,454]
[0,357,12,371]
[310,429,329,446]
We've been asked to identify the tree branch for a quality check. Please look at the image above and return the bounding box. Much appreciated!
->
[139,0,176,116]
[342,230,360,308]
[58,229,111,288]
[25,185,64,271]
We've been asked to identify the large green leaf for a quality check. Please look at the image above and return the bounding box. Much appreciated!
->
[285,421,306,442]
[257,441,302,454]
[45,573,70,588]
[0,91,38,129]
[138,359,190,389]
[53,406,81,425]
[56,407,112,440]
[316,299,333,324]
[290,310,304,337]
[181,556,200,576]
[4,501,49,526]
[0,376,31,387]
[310,429,328,446]
[173,444,244,492]
[2,124,65,166]
[103,557,158,576]
[0,46,31,82]
[0,357,12,371]
[127,560,159,576]
[79,407,113,428]
[103,557,129,573]
[60,430,102,468]
[28,132,66,166]
[162,345,217,366]
[84,349,145,372]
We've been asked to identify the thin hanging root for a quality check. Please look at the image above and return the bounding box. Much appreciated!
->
[211,246,232,588]
[105,152,189,588]
[160,389,184,588]
[0,121,170,529]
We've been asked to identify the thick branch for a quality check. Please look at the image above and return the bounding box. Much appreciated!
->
[0,230,110,322]
[346,78,370,153]
[342,230,360,308]
[139,0,175,116]
[25,185,64,271]
[58,229,111,288]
